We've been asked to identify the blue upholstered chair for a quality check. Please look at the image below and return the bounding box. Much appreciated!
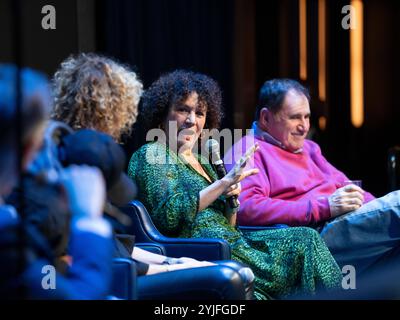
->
[111,249,254,300]
[118,201,255,299]
[110,258,137,300]
[120,200,231,261]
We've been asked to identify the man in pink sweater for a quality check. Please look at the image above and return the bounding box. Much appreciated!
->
[225,79,400,274]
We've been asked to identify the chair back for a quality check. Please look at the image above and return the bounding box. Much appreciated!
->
[120,200,231,260]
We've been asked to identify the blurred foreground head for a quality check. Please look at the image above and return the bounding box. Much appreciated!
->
[61,129,137,205]
[0,64,50,195]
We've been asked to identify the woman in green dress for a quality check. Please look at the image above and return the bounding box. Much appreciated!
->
[128,70,342,299]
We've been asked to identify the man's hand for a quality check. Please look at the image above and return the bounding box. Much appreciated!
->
[328,184,364,218]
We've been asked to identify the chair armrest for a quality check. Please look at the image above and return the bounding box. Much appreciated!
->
[111,258,137,300]
[120,201,231,260]
[136,264,248,300]
[135,242,166,255]
[151,237,231,261]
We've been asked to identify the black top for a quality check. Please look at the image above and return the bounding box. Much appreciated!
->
[114,234,149,275]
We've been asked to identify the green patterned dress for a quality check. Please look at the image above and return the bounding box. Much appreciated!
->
[128,142,342,299]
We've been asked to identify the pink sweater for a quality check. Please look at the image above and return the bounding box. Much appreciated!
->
[224,135,375,226]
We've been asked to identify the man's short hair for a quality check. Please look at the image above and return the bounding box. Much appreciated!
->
[255,78,310,120]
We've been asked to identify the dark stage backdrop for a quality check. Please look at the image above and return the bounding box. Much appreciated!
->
[2,0,399,196]
[96,0,234,155]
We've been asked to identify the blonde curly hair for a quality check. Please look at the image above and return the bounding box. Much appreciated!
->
[51,53,143,142]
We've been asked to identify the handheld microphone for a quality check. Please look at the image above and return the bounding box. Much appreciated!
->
[205,139,239,209]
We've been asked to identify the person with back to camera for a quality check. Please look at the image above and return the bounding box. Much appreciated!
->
[0,63,113,299]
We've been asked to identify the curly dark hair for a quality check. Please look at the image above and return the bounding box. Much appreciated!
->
[140,70,224,132]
